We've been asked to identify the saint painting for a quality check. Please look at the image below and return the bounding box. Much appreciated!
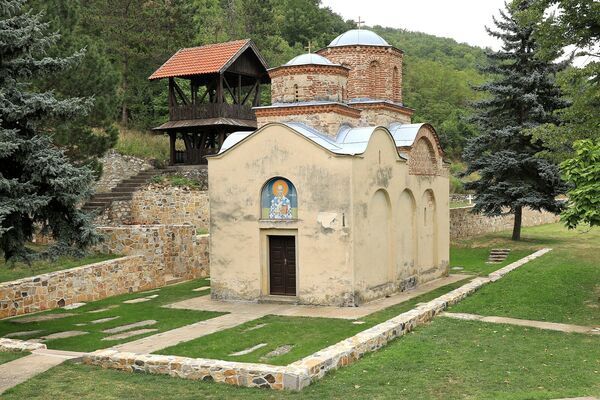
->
[261,177,298,220]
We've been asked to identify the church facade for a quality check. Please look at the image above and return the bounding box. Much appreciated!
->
[207,29,450,306]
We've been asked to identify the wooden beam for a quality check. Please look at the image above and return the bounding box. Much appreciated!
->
[168,132,176,165]
[223,75,237,104]
[218,74,224,104]
[242,80,259,105]
[172,80,189,105]
[237,74,242,104]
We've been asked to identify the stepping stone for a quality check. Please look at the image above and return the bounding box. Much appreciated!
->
[102,320,157,334]
[63,302,86,310]
[74,323,87,327]
[90,316,120,324]
[123,297,152,304]
[141,289,160,294]
[229,343,267,356]
[102,328,158,341]
[39,331,88,340]
[261,344,293,359]
[12,313,76,323]
[87,305,119,313]
[145,294,159,299]
[451,266,464,270]
[352,321,366,325]
[192,286,210,292]
[244,323,267,332]
[4,330,43,338]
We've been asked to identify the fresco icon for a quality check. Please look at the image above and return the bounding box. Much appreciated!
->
[262,177,298,220]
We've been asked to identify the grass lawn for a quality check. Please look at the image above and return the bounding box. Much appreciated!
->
[0,278,223,352]
[4,318,598,399]
[156,278,471,365]
[0,351,29,365]
[0,250,119,283]
[451,223,600,326]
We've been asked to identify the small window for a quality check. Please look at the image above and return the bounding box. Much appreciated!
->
[261,177,298,220]
[294,84,299,102]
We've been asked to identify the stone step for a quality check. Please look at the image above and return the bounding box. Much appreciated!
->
[110,187,139,193]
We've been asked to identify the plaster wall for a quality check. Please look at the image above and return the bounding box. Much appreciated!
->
[351,128,449,304]
[208,125,355,305]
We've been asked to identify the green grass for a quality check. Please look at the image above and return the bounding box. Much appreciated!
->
[151,174,200,189]
[4,318,599,399]
[0,251,119,283]
[114,127,171,161]
[0,351,29,365]
[450,223,600,326]
[156,278,471,365]
[449,247,532,276]
[0,278,223,352]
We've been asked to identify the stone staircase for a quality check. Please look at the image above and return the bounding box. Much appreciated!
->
[82,167,176,213]
[487,248,510,263]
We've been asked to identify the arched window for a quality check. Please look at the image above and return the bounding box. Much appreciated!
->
[368,60,381,99]
[261,177,298,220]
[392,66,400,101]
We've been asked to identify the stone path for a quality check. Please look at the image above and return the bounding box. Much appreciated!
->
[0,348,84,394]
[168,274,471,320]
[113,274,470,354]
[442,312,600,335]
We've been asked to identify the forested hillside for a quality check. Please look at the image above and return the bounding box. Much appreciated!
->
[29,0,490,161]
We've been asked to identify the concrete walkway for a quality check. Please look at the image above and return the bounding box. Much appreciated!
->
[0,349,83,394]
[114,274,470,353]
[442,312,600,335]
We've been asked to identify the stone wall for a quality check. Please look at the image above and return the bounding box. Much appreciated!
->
[450,206,560,239]
[0,255,163,319]
[96,150,152,193]
[83,249,551,391]
[93,225,209,280]
[270,65,349,103]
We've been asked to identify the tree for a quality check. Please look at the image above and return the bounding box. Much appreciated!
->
[560,140,600,229]
[0,0,99,261]
[463,0,570,241]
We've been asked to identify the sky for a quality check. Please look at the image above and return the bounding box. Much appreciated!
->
[321,0,508,50]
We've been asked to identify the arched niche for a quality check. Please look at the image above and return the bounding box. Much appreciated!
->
[261,177,298,220]
[398,189,417,274]
[367,189,393,286]
[417,189,438,270]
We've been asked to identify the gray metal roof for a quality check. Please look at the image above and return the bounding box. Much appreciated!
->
[328,29,390,47]
[218,122,419,157]
[284,53,336,66]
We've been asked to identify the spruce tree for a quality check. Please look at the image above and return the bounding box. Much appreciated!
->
[0,0,99,261]
[463,0,570,240]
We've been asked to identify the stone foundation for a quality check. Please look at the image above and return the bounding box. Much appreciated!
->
[0,338,46,352]
[0,255,161,319]
[450,206,560,239]
[83,249,551,391]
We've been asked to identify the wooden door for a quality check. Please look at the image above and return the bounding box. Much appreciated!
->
[269,235,296,296]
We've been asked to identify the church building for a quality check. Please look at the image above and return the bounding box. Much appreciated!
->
[207,29,450,306]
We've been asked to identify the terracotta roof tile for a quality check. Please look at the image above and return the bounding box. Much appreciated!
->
[149,39,250,80]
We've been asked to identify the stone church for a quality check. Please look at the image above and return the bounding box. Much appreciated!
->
[207,29,450,306]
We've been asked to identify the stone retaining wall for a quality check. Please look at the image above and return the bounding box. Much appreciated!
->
[450,206,560,239]
[0,255,162,319]
[93,225,209,279]
[95,188,209,230]
[83,249,551,391]
[96,150,152,193]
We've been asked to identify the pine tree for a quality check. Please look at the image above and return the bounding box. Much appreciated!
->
[0,0,99,261]
[463,0,570,240]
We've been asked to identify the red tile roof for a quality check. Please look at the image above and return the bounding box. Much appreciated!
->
[149,39,252,80]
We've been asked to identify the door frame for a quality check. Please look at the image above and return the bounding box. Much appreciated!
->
[260,228,298,298]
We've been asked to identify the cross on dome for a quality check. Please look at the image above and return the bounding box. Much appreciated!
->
[356,16,365,29]
[305,41,313,54]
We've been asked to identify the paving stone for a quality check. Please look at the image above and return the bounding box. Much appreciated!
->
[4,330,43,338]
[451,267,464,270]
[352,321,365,325]
[63,302,86,310]
[229,343,267,356]
[90,316,120,324]
[87,305,119,314]
[192,286,211,292]
[74,323,87,327]
[145,295,159,299]
[12,313,76,323]
[141,289,160,294]
[102,320,157,334]
[123,297,152,304]
[102,328,158,341]
[261,345,293,359]
[40,331,88,340]
[244,323,267,332]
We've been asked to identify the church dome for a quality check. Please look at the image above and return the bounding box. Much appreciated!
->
[328,29,390,47]
[285,53,335,66]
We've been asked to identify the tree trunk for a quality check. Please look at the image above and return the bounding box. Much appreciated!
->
[120,56,129,126]
[512,205,523,241]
